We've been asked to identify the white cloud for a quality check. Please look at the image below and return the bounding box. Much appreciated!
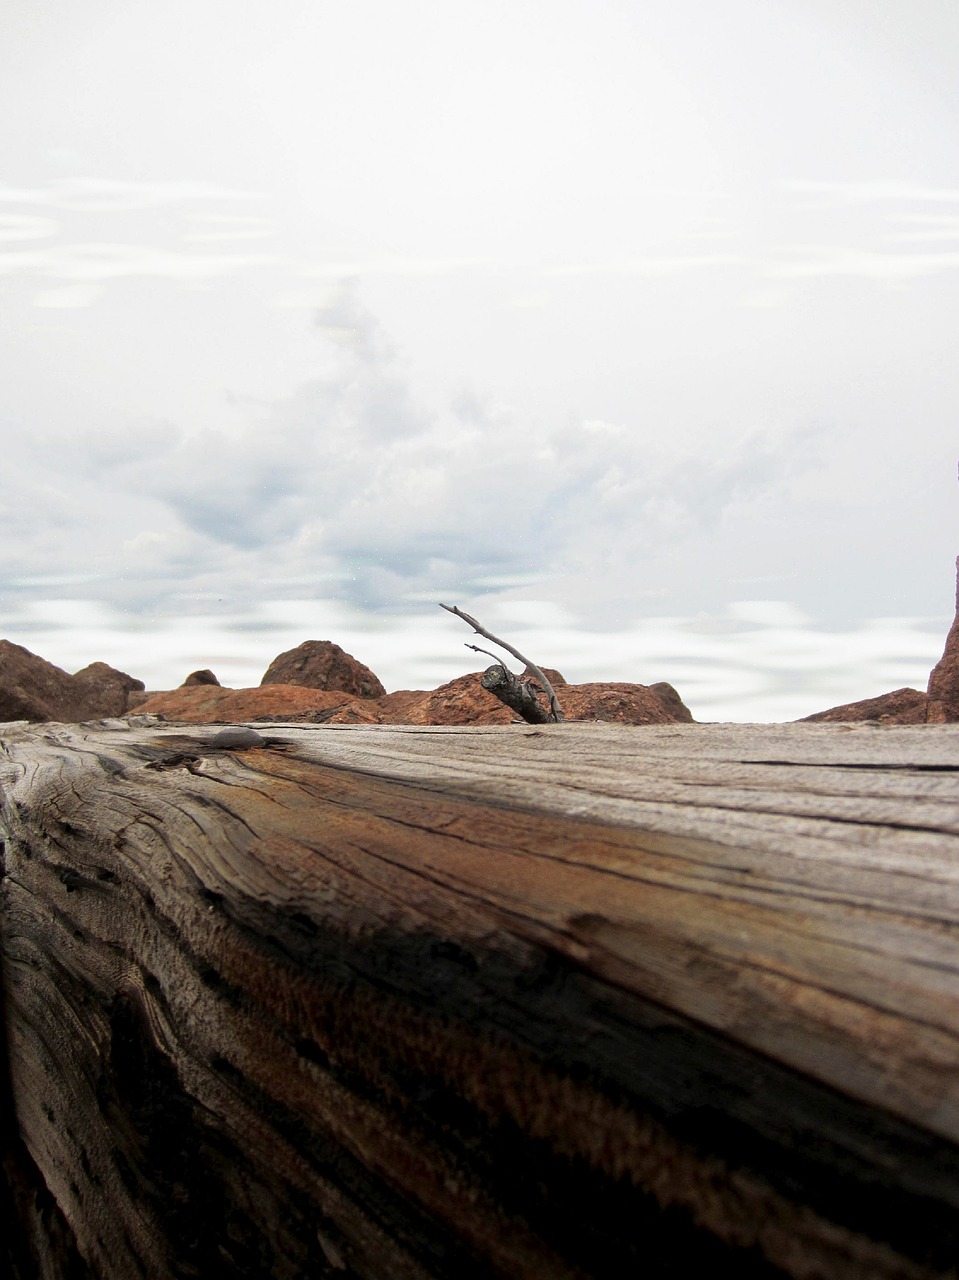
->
[0,287,824,622]
[0,249,46,274]
[542,254,744,277]
[303,256,486,278]
[3,280,943,682]
[0,213,58,242]
[728,601,813,628]
[884,214,959,243]
[0,177,277,302]
[767,245,959,280]
[8,163,959,317]
[33,282,103,308]
[271,285,347,309]
[781,180,959,206]
[33,242,278,284]
[182,214,276,244]
[0,177,265,212]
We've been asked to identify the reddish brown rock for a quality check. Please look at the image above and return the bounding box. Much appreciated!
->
[561,682,695,725]
[521,665,567,688]
[317,688,432,725]
[648,682,696,724]
[71,661,145,717]
[261,640,385,699]
[130,685,359,723]
[0,642,144,723]
[318,675,511,726]
[181,669,220,687]
[323,676,516,726]
[421,674,516,725]
[0,640,79,723]
[799,688,929,725]
[335,673,695,727]
[370,689,433,723]
[927,554,959,723]
[322,700,385,725]
[127,669,695,728]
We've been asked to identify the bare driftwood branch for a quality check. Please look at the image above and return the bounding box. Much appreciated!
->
[479,663,554,724]
[463,642,504,667]
[463,643,555,725]
[439,603,563,721]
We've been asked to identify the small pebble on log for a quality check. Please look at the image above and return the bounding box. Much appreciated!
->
[207,727,266,749]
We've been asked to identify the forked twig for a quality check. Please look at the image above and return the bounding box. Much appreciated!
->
[439,603,563,722]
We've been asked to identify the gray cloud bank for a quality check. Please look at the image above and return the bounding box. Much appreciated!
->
[4,291,816,607]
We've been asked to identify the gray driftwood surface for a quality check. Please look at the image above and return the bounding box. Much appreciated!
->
[4,718,959,1278]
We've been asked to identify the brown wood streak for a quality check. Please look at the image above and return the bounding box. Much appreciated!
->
[3,720,959,1277]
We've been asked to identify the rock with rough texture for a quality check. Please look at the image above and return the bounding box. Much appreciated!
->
[0,640,80,722]
[800,688,930,725]
[648,681,695,723]
[560,682,695,725]
[320,699,384,725]
[181,669,220,687]
[367,688,435,723]
[0,641,144,723]
[321,675,512,726]
[125,668,694,728]
[324,674,695,727]
[71,661,145,717]
[261,640,385,699]
[420,673,517,725]
[522,665,568,688]
[314,689,428,726]
[130,684,359,722]
[927,554,959,723]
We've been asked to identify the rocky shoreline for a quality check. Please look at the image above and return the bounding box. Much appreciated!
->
[3,559,959,727]
[0,636,696,727]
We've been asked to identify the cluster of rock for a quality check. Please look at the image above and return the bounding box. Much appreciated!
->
[0,638,693,727]
[129,642,693,727]
[6,556,959,727]
[0,641,145,724]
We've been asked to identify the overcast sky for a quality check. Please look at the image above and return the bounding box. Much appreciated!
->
[2,0,958,720]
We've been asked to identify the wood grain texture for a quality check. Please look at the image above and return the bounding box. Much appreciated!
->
[3,717,959,1278]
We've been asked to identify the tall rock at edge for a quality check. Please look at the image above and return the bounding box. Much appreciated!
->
[927,555,959,722]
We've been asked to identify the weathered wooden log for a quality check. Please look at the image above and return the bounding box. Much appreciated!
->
[4,717,959,1278]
